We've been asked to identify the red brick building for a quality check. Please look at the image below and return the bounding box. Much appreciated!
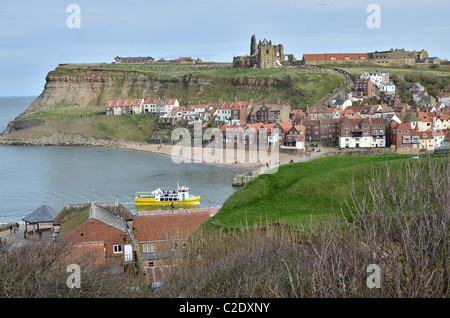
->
[304,118,341,142]
[302,53,369,65]
[390,122,420,150]
[132,208,217,285]
[53,202,135,266]
[354,78,377,98]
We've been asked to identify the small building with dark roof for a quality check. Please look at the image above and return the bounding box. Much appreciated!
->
[22,203,59,234]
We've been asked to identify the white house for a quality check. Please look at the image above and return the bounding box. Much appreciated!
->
[332,96,352,110]
[151,98,179,114]
[438,92,450,107]
[214,102,234,125]
[143,97,160,114]
[432,129,445,148]
[339,117,386,149]
[131,98,144,114]
[378,82,396,95]
[113,99,124,115]
[360,71,390,86]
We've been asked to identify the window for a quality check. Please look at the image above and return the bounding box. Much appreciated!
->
[171,242,178,251]
[113,245,122,254]
[143,244,156,253]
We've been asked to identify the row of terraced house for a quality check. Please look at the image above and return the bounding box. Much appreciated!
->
[106,97,292,126]
[105,88,450,153]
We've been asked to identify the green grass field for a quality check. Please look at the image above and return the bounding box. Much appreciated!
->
[206,154,414,229]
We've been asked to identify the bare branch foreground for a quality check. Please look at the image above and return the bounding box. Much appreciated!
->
[0,238,148,298]
[158,155,449,298]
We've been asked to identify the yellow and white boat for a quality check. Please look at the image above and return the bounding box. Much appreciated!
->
[135,185,201,206]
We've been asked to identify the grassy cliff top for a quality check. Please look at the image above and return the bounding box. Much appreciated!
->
[205,154,415,229]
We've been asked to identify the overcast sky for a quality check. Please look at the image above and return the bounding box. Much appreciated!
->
[1,0,449,96]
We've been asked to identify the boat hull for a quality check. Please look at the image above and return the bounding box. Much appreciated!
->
[134,196,201,206]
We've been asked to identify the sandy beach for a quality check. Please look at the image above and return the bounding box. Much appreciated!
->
[116,141,327,169]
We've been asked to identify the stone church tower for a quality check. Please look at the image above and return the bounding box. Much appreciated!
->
[250,34,257,56]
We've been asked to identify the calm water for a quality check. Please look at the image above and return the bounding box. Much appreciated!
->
[0,97,247,223]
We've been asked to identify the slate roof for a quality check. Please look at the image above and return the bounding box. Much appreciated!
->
[22,204,59,223]
[53,201,134,233]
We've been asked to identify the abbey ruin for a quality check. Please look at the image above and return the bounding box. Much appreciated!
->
[233,35,297,69]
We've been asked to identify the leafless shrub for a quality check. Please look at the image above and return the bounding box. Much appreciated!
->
[158,155,449,298]
[0,238,149,298]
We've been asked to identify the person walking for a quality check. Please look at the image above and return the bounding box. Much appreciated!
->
[23,230,27,240]
[38,230,42,239]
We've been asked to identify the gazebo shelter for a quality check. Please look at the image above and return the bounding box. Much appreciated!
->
[22,204,59,235]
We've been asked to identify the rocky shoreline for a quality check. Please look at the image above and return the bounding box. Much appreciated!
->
[0,133,121,147]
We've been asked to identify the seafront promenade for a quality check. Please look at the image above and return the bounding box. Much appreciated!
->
[0,224,52,247]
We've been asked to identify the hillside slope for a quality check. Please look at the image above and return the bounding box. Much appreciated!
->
[206,154,412,229]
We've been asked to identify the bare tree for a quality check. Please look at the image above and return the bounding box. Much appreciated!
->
[0,238,149,298]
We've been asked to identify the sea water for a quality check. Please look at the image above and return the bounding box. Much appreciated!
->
[0,97,247,223]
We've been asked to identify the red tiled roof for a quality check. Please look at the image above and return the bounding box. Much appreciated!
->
[294,124,305,132]
[420,131,433,139]
[132,212,213,242]
[419,112,432,122]
[144,97,159,104]
[303,53,369,60]
[397,123,412,132]
[276,121,292,131]
[439,114,450,121]
[219,125,244,132]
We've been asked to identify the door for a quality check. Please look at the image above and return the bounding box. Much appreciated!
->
[124,244,133,262]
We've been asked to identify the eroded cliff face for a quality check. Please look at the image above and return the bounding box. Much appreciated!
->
[25,67,285,114]
[28,73,153,112]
